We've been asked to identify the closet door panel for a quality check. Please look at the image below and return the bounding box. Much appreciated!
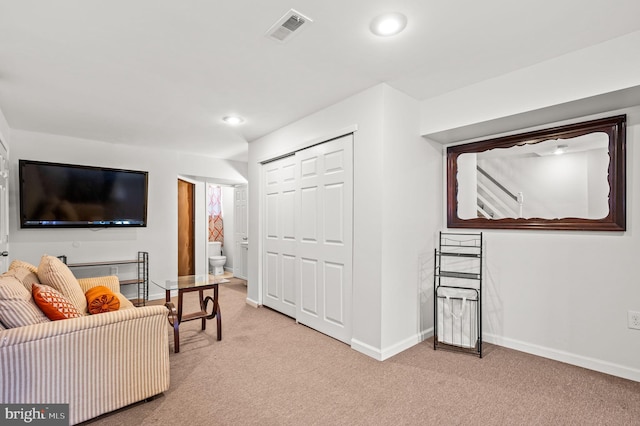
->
[295,134,353,344]
[300,258,318,316]
[324,261,345,326]
[262,155,297,318]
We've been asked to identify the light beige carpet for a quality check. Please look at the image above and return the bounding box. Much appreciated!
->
[83,280,640,425]
[211,271,235,280]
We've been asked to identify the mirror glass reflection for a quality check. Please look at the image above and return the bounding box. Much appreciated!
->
[456,132,610,220]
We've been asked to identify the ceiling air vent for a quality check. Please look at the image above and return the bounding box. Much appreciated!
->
[265,9,313,43]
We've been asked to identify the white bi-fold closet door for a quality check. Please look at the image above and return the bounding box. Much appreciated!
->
[262,134,353,344]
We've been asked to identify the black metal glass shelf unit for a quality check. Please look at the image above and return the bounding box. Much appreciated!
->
[61,251,149,307]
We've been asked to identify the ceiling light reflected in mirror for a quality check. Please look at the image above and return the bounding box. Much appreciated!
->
[554,144,569,155]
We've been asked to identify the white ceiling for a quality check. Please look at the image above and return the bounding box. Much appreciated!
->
[2,0,640,162]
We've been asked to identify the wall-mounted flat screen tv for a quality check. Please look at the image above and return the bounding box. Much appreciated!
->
[19,160,148,228]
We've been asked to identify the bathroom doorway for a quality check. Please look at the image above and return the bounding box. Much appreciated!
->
[205,183,248,278]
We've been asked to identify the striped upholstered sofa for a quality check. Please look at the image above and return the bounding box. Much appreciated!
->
[0,256,170,425]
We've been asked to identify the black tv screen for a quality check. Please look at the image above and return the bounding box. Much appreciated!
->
[19,160,148,228]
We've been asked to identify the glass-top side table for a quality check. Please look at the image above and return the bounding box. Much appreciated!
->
[152,275,230,353]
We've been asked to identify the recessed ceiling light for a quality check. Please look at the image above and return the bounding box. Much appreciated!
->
[554,144,569,155]
[222,115,245,125]
[370,13,407,37]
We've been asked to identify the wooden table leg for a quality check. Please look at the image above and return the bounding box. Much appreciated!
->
[214,285,221,340]
[216,304,222,341]
[175,290,184,353]
[165,301,180,353]
[173,317,180,353]
[199,289,206,331]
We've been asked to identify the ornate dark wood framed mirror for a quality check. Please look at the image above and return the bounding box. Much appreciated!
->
[447,115,626,231]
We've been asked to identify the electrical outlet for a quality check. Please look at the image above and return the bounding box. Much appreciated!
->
[628,311,640,330]
[110,266,118,275]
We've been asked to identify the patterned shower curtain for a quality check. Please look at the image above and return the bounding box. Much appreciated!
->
[207,185,223,244]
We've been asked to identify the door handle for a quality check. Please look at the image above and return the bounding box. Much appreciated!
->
[0,251,8,257]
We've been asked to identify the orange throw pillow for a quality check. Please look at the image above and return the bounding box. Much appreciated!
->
[85,286,120,314]
[32,283,83,321]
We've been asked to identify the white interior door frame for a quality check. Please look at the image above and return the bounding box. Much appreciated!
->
[0,139,8,272]
[234,185,248,279]
[262,154,297,318]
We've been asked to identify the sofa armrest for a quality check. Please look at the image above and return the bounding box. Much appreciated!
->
[0,305,170,424]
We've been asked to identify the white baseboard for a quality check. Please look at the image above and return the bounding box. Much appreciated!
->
[352,327,434,362]
[380,334,421,360]
[352,330,640,381]
[484,333,640,382]
[245,297,259,308]
[351,339,383,361]
[421,327,434,341]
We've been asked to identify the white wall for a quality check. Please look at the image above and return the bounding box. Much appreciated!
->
[8,129,247,300]
[420,30,640,379]
[421,30,640,139]
[178,152,248,185]
[0,108,9,151]
[248,84,441,359]
[380,86,441,355]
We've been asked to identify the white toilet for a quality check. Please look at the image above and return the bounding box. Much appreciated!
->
[208,241,227,276]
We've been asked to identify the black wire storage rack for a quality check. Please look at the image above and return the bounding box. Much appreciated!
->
[434,232,483,357]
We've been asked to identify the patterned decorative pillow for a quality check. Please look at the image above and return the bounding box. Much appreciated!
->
[37,255,88,314]
[32,283,82,321]
[0,275,50,328]
[85,286,120,314]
